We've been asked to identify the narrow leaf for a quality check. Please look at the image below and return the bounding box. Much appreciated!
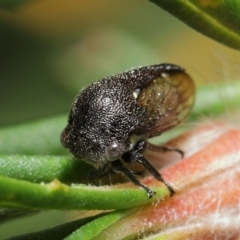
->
[0,155,90,183]
[0,115,67,155]
[0,176,170,210]
[150,0,240,50]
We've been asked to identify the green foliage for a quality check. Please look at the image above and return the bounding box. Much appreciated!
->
[151,0,240,50]
[0,0,32,8]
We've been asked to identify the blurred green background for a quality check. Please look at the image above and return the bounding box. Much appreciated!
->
[0,0,240,238]
[1,0,240,126]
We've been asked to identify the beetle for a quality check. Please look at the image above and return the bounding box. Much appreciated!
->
[61,64,195,198]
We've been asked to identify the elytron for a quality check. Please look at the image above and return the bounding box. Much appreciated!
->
[61,64,195,198]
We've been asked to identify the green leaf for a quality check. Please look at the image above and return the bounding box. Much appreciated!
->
[65,210,132,240]
[7,214,101,240]
[0,115,67,155]
[0,175,170,210]
[150,0,240,50]
[192,81,240,119]
[6,209,134,240]
[0,155,90,183]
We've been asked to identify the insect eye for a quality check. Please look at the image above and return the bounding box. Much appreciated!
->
[60,129,67,148]
[105,142,126,161]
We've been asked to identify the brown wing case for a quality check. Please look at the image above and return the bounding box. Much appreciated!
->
[137,70,195,138]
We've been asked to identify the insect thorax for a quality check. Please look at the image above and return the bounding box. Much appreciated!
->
[66,78,146,166]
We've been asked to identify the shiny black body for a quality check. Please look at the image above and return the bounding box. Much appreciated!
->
[61,64,195,197]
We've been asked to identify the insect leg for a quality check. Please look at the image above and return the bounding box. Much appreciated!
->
[111,159,156,198]
[146,142,184,158]
[125,140,175,196]
[135,153,175,196]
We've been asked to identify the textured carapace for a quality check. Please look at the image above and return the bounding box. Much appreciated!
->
[61,64,195,197]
